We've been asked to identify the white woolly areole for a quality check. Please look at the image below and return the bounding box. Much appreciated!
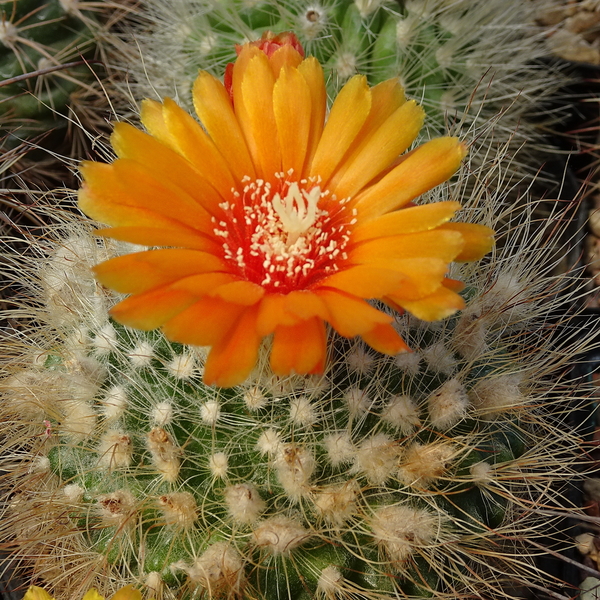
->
[335,51,357,80]
[4,370,58,419]
[422,342,456,375]
[63,483,84,503]
[370,505,441,562]
[354,433,400,486]
[453,311,489,361]
[243,386,268,411]
[346,345,376,375]
[92,323,118,355]
[145,572,163,595]
[157,492,198,528]
[323,432,354,467]
[274,444,315,500]
[62,399,97,444]
[299,5,328,39]
[480,273,531,325]
[394,351,421,375]
[96,490,136,527]
[224,483,266,524]
[344,387,371,416]
[200,400,221,425]
[152,401,174,426]
[398,443,455,487]
[427,378,469,430]
[128,341,155,368]
[318,565,344,595]
[147,427,181,482]
[469,374,525,417]
[256,428,282,455]
[470,461,494,484]
[97,431,133,470]
[289,396,317,427]
[184,542,245,594]
[209,452,228,479]
[313,480,358,526]
[381,395,421,434]
[29,456,50,473]
[101,385,128,421]
[253,516,311,554]
[167,353,196,379]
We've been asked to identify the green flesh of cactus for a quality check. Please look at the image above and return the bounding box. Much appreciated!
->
[0,0,98,144]
[35,288,529,599]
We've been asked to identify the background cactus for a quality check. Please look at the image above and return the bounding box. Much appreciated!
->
[0,129,592,600]
[0,0,130,182]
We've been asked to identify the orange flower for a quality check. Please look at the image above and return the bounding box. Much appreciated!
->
[78,32,493,388]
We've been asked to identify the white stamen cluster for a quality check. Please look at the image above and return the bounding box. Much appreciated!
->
[213,173,355,290]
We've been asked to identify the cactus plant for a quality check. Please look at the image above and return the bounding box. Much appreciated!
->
[0,0,131,180]
[0,28,592,600]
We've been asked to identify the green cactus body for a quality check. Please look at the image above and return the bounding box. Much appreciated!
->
[1,176,587,599]
[0,0,100,144]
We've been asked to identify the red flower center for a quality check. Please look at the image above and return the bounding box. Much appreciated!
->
[212,174,355,293]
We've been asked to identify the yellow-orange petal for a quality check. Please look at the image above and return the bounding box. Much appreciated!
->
[268,43,304,75]
[271,317,327,375]
[93,250,225,294]
[109,272,234,329]
[442,277,466,292]
[203,306,262,387]
[274,65,311,176]
[257,294,300,336]
[309,75,372,186]
[331,100,424,200]
[140,98,170,144]
[193,71,255,181]
[162,97,238,198]
[79,187,208,236]
[438,222,495,261]
[389,284,466,321]
[350,230,464,264]
[297,57,326,171]
[110,289,196,330]
[361,323,410,355]
[94,226,220,253]
[111,123,224,215]
[352,201,461,242]
[317,289,392,337]
[82,160,213,232]
[23,587,54,600]
[162,296,245,347]
[110,585,142,600]
[353,137,467,220]
[210,280,265,305]
[235,51,281,182]
[318,265,407,298]
[284,290,329,321]
[376,258,450,301]
[82,590,105,600]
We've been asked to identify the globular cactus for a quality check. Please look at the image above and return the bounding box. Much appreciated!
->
[0,19,590,600]
[0,0,129,169]
[0,169,588,600]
